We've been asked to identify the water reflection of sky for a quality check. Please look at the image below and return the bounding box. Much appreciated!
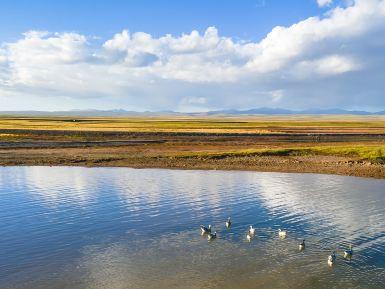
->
[1,167,385,289]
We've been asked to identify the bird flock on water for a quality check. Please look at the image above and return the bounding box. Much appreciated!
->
[200,217,354,267]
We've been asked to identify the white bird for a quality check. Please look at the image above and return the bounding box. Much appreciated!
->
[278,229,287,239]
[200,224,211,234]
[207,231,217,241]
[225,217,232,229]
[328,251,336,266]
[248,225,256,235]
[299,239,305,251]
[344,245,353,259]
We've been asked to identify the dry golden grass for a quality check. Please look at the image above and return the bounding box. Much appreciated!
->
[0,115,385,134]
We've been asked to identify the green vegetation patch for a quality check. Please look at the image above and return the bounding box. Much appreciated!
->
[176,145,385,163]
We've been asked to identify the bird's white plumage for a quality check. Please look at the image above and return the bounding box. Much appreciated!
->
[200,224,211,234]
[208,231,217,241]
[328,252,336,266]
[278,229,287,238]
[225,217,231,228]
[344,245,353,259]
[299,239,305,251]
[248,225,256,235]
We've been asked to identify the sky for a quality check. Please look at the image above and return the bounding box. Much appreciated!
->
[0,0,384,112]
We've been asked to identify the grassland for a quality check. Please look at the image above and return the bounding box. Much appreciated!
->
[0,115,384,178]
[1,115,385,133]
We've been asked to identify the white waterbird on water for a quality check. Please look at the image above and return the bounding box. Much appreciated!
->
[344,245,353,259]
[248,225,256,235]
[200,224,211,234]
[208,231,217,241]
[328,251,336,266]
[225,217,231,228]
[278,229,287,239]
[299,239,305,251]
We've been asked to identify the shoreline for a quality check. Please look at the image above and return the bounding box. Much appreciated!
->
[1,153,384,179]
[0,116,384,179]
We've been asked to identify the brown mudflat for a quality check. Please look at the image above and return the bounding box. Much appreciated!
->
[0,115,384,179]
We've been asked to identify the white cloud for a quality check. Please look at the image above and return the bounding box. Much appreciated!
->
[1,0,385,111]
[269,90,284,102]
[294,54,360,77]
[317,0,333,7]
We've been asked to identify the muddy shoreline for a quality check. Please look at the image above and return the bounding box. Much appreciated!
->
[1,129,384,179]
[1,154,384,179]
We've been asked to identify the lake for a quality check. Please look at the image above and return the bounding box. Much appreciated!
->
[1,167,385,289]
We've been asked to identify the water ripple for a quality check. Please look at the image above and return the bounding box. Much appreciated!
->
[0,167,385,289]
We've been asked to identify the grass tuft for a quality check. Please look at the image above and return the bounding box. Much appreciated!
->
[176,145,385,163]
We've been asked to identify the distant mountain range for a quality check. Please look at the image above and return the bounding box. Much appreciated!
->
[206,108,385,115]
[0,108,384,116]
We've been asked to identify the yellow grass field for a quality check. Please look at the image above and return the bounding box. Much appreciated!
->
[0,115,385,134]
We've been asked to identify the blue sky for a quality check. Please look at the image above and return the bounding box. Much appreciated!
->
[0,0,324,42]
[0,0,384,111]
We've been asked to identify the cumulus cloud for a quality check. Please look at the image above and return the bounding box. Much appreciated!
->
[293,55,360,78]
[317,0,333,7]
[1,0,385,111]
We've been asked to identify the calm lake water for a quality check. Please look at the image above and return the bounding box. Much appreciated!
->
[1,167,385,289]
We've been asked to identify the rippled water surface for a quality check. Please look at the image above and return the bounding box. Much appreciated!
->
[1,167,385,289]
